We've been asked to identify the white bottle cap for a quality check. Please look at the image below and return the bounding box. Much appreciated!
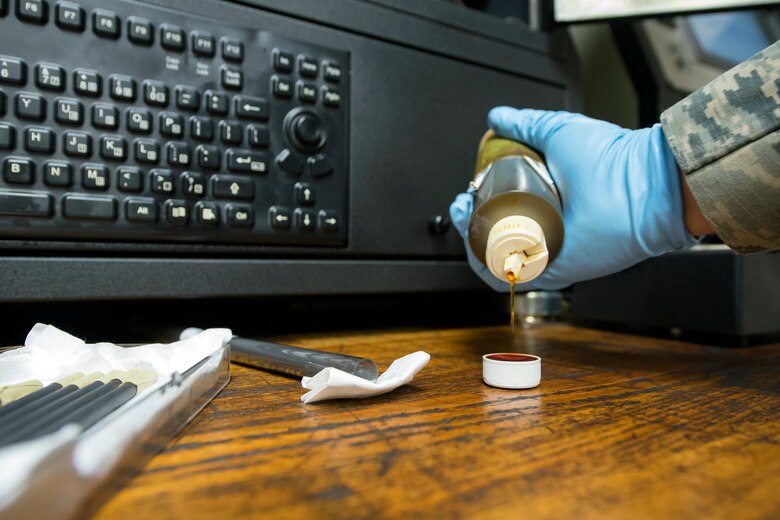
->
[485,215,549,283]
[482,353,541,389]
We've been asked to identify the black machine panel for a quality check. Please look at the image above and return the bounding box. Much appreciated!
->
[0,0,578,301]
[0,0,349,246]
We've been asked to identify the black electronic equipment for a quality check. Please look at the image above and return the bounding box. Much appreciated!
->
[0,0,579,301]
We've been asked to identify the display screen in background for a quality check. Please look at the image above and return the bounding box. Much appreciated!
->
[687,11,770,65]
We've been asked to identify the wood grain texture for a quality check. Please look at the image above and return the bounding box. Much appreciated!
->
[94,325,780,520]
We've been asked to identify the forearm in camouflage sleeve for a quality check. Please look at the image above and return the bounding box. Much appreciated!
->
[660,40,780,254]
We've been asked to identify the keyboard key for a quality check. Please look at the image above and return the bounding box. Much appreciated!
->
[160,112,184,137]
[63,131,90,156]
[319,210,340,232]
[43,160,72,186]
[323,60,342,83]
[297,81,317,103]
[93,9,119,38]
[36,63,65,91]
[150,169,174,194]
[247,125,268,148]
[181,171,205,197]
[298,56,318,78]
[160,23,184,51]
[166,141,190,166]
[227,204,254,227]
[127,16,152,44]
[56,1,84,31]
[175,85,199,111]
[191,31,214,57]
[62,193,116,219]
[74,69,101,96]
[100,135,126,161]
[221,38,243,62]
[117,166,143,192]
[196,144,219,169]
[272,49,293,72]
[226,149,267,174]
[3,157,34,183]
[235,95,269,120]
[323,86,341,107]
[0,123,15,149]
[164,199,188,224]
[205,90,228,115]
[190,116,213,141]
[134,138,159,163]
[125,197,157,221]
[195,201,219,225]
[81,163,109,189]
[294,208,316,231]
[15,93,45,120]
[269,206,291,229]
[276,148,302,175]
[17,0,46,23]
[219,120,241,145]
[308,153,334,177]
[0,190,52,217]
[295,182,315,205]
[143,80,168,106]
[220,65,242,90]
[91,103,118,129]
[127,107,152,133]
[212,174,254,200]
[55,98,83,124]
[109,74,136,101]
[0,56,26,84]
[25,127,54,153]
[271,75,292,99]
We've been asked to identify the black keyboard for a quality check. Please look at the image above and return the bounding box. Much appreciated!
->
[0,0,349,246]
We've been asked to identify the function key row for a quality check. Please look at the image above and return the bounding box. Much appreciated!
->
[6,0,244,62]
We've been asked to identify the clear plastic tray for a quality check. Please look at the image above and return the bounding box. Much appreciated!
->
[0,341,230,520]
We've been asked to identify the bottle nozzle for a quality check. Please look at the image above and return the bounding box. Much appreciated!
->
[486,215,550,284]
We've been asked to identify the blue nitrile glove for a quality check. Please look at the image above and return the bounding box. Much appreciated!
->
[450,108,698,291]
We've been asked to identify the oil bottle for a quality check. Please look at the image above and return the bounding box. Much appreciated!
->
[468,130,564,286]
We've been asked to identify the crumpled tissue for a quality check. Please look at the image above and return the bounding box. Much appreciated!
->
[300,351,430,403]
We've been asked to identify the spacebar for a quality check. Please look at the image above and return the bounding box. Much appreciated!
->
[63,194,117,220]
[0,190,53,217]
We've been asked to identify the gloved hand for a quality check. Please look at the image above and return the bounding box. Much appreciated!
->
[450,108,697,291]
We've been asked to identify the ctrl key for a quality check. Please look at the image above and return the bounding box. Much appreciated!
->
[0,190,52,217]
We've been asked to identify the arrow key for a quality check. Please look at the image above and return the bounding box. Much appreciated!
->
[269,206,291,230]
[318,210,339,232]
[294,182,315,205]
[294,208,316,231]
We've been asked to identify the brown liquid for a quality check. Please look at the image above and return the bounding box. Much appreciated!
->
[507,272,516,333]
[485,353,537,362]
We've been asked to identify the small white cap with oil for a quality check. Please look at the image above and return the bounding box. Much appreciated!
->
[482,353,541,389]
[485,215,549,283]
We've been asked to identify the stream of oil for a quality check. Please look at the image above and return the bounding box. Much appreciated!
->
[507,272,516,334]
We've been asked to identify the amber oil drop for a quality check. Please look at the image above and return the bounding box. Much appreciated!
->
[507,272,517,333]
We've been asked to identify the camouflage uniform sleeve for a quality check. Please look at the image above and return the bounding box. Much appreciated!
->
[660,40,780,254]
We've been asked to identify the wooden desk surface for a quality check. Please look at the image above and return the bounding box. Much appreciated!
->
[95,325,780,519]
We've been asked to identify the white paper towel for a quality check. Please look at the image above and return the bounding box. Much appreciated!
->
[300,351,430,403]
